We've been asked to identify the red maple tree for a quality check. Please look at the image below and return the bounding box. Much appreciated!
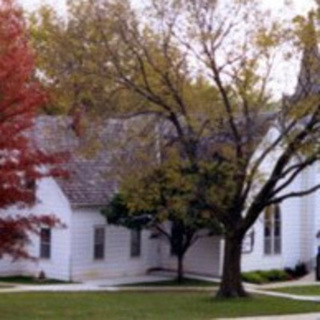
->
[0,0,65,260]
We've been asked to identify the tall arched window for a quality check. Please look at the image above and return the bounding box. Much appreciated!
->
[264,204,281,255]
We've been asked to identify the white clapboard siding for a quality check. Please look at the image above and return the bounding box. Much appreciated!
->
[314,164,320,258]
[159,235,221,277]
[240,127,308,272]
[0,178,73,280]
[70,208,157,281]
[241,168,316,272]
[26,177,73,280]
[0,258,25,276]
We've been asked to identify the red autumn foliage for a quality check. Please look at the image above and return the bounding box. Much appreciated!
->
[0,215,60,260]
[0,0,65,260]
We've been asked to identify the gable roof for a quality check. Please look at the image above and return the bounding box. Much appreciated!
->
[32,116,120,207]
[31,111,277,207]
[290,12,320,102]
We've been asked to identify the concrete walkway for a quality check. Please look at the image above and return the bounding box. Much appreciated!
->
[244,270,320,302]
[259,271,319,289]
[0,270,317,295]
[0,273,178,293]
[217,271,320,320]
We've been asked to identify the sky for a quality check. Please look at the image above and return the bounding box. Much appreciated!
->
[18,0,318,97]
[19,0,317,15]
[19,0,66,13]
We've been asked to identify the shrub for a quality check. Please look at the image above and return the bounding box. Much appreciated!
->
[265,269,290,282]
[242,263,308,284]
[284,262,308,279]
[241,271,266,284]
[294,262,308,278]
[242,269,290,284]
[284,267,295,278]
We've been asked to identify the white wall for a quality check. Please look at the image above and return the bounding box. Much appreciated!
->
[0,177,73,281]
[240,126,317,272]
[70,208,159,281]
[0,258,25,277]
[241,164,318,272]
[157,225,221,277]
[308,164,320,267]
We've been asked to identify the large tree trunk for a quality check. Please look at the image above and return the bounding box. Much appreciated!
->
[177,253,184,283]
[216,233,248,298]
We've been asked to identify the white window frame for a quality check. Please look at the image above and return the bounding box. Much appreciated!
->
[93,226,105,260]
[40,228,51,259]
[264,204,281,255]
[130,229,141,258]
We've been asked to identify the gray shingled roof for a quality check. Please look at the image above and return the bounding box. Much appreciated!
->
[32,116,120,207]
[32,112,277,207]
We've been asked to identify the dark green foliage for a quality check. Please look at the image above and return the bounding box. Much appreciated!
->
[284,262,308,279]
[242,264,308,284]
[102,194,150,230]
[266,269,290,282]
[241,271,266,284]
[294,262,308,277]
[241,269,290,284]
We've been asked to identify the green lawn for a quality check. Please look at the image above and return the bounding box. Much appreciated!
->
[1,292,320,319]
[120,278,218,287]
[272,285,320,296]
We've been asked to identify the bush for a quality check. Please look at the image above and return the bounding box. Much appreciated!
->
[241,271,267,284]
[242,263,308,284]
[242,269,290,284]
[265,269,290,282]
[284,267,295,278]
[285,262,308,279]
[294,262,308,277]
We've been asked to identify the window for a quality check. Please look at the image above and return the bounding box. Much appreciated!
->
[94,227,105,260]
[130,229,141,257]
[40,228,51,259]
[264,204,281,255]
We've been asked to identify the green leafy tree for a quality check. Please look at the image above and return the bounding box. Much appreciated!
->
[103,160,222,283]
[31,0,320,298]
[28,0,134,115]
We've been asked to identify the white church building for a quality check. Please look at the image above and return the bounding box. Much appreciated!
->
[1,22,320,282]
[0,118,317,282]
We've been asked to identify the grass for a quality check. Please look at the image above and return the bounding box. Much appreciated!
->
[1,292,320,319]
[272,285,320,296]
[120,278,218,287]
[0,276,70,285]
